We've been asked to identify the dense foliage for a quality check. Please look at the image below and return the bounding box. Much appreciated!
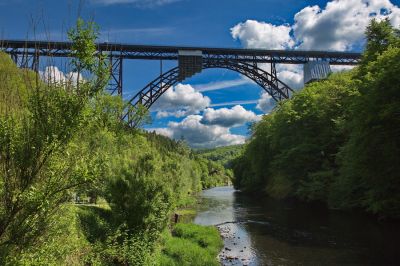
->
[0,20,224,265]
[233,19,400,218]
[0,18,108,260]
[191,145,244,188]
[196,145,243,169]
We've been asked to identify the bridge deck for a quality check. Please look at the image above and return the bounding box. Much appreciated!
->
[0,39,362,65]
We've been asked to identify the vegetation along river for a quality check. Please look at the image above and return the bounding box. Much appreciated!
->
[194,186,400,266]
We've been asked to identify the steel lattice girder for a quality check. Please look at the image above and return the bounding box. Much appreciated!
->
[107,56,123,95]
[0,40,361,65]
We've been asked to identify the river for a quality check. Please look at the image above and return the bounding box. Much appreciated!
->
[194,186,400,266]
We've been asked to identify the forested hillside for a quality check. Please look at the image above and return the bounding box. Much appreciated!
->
[233,19,400,219]
[0,20,223,265]
[196,145,243,169]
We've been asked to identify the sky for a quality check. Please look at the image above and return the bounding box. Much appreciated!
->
[1,0,400,148]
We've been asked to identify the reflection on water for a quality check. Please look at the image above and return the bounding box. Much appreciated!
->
[195,186,235,225]
[194,186,400,266]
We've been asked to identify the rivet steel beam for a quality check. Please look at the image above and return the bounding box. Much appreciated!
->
[0,39,362,65]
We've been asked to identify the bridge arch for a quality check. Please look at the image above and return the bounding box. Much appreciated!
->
[122,60,294,127]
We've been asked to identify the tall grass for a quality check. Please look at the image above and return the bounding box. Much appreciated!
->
[159,223,222,266]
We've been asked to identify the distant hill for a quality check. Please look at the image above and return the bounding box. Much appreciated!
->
[196,145,243,169]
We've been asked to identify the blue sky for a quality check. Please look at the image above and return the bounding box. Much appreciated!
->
[1,0,400,148]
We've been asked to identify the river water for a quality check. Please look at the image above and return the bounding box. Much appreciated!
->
[194,186,400,266]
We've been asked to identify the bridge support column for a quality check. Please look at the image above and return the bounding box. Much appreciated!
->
[10,53,18,65]
[32,51,39,73]
[178,50,203,81]
[107,56,123,96]
[12,52,39,72]
[304,61,331,84]
[270,62,279,88]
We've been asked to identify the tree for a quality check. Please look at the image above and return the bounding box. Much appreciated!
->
[334,20,400,218]
[0,18,108,258]
[232,19,400,218]
[359,18,399,76]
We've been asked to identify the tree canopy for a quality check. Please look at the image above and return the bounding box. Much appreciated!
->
[232,19,400,219]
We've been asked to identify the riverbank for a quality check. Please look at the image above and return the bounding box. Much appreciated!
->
[193,186,258,265]
[217,222,253,265]
[172,193,248,265]
[159,223,223,265]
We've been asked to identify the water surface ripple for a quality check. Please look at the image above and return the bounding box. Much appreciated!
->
[194,186,400,266]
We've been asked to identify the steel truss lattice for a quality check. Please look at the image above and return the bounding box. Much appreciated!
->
[122,60,293,127]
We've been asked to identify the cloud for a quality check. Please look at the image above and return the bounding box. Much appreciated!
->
[151,115,246,148]
[231,1,400,53]
[39,66,81,86]
[277,64,304,90]
[193,78,251,92]
[230,19,302,93]
[230,0,400,104]
[201,105,261,128]
[231,20,294,49]
[257,63,304,90]
[256,92,275,113]
[151,83,210,118]
[149,127,173,138]
[293,0,400,50]
[331,65,355,72]
[91,0,181,7]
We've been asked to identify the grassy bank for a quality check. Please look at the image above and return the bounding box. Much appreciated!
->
[159,223,223,266]
[7,203,223,265]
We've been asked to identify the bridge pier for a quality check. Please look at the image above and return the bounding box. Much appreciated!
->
[107,56,123,96]
[178,50,203,81]
[9,52,39,72]
[10,53,18,65]
[270,62,279,89]
[304,61,332,84]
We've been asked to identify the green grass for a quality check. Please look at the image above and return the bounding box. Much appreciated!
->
[159,223,223,266]
[75,205,114,243]
[8,205,91,265]
[5,203,222,266]
[175,209,196,216]
[174,208,197,223]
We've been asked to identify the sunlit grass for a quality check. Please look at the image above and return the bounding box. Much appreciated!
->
[159,223,222,266]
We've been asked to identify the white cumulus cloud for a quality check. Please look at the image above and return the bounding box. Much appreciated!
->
[201,105,261,128]
[256,92,275,113]
[277,64,304,90]
[231,0,400,106]
[232,1,400,53]
[257,63,303,93]
[39,66,81,86]
[152,115,246,148]
[331,65,356,72]
[293,0,400,50]
[231,20,294,49]
[151,83,210,118]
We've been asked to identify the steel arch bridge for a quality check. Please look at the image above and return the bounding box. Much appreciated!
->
[0,40,362,127]
[121,59,293,126]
